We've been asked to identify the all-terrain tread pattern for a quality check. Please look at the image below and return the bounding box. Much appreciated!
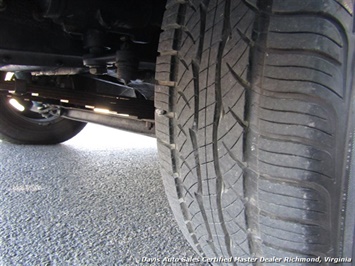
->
[156,0,354,263]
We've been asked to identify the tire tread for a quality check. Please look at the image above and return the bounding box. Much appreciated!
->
[156,0,354,261]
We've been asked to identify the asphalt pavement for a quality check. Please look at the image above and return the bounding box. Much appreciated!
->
[0,124,202,265]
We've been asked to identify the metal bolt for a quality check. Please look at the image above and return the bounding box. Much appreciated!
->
[89,67,106,75]
[156,109,167,116]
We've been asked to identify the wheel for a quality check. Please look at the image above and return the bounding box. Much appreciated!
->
[155,0,354,263]
[0,95,86,144]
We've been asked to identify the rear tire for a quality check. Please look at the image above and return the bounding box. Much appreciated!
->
[0,96,86,144]
[156,0,354,262]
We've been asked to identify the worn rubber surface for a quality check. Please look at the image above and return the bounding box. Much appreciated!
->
[155,0,355,263]
[0,96,86,144]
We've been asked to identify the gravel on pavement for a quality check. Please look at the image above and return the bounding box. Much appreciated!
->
[0,124,204,265]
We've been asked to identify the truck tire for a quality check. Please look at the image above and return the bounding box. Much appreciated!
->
[155,0,354,262]
[0,95,86,144]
